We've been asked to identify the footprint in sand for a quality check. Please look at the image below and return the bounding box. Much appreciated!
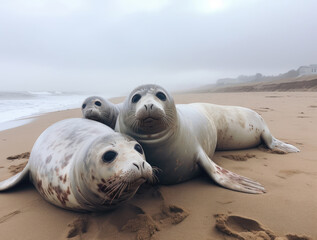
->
[0,210,21,224]
[65,216,89,239]
[214,214,312,240]
[297,112,310,118]
[258,145,286,154]
[122,203,189,240]
[265,96,283,98]
[221,154,256,161]
[253,107,273,113]
[8,162,28,175]
[276,170,317,179]
[6,152,30,160]
[63,186,189,240]
[6,152,30,175]
[308,105,317,108]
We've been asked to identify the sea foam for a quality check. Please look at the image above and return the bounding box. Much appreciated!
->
[0,91,91,131]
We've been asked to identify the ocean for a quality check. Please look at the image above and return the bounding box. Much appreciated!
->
[0,91,93,131]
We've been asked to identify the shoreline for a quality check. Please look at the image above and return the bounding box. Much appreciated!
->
[0,91,316,239]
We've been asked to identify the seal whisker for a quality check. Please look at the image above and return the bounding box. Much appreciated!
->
[110,181,128,204]
[151,166,161,184]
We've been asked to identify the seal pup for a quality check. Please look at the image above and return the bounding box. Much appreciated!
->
[0,118,152,211]
[115,84,299,194]
[82,96,122,129]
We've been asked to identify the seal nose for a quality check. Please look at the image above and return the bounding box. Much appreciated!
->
[144,104,154,111]
[133,163,140,170]
[133,161,146,171]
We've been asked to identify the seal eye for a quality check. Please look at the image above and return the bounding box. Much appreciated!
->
[95,101,102,106]
[82,103,86,109]
[102,151,118,163]
[131,94,141,103]
[156,92,167,101]
[134,144,143,155]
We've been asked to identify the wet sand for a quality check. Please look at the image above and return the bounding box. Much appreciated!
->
[0,92,316,240]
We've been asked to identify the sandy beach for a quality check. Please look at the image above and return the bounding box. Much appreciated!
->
[0,92,316,240]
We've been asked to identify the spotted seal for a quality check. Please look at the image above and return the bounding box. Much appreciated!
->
[115,84,299,194]
[82,96,122,129]
[0,118,152,211]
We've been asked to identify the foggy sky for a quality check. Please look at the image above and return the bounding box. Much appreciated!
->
[0,0,316,95]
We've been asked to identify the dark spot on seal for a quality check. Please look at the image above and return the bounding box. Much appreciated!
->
[91,175,95,180]
[37,180,44,196]
[54,167,60,175]
[216,166,229,174]
[77,187,82,195]
[97,183,107,193]
[59,176,63,181]
[46,155,52,164]
[61,154,73,169]
[48,183,54,195]
[101,178,106,183]
[63,174,67,183]
[53,185,70,206]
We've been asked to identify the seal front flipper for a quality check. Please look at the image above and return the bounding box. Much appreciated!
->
[196,149,266,194]
[0,163,30,191]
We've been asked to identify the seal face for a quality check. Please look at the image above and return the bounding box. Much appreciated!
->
[0,118,152,212]
[120,85,177,136]
[82,96,120,129]
[116,84,299,194]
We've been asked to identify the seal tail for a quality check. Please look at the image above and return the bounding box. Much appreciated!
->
[0,163,30,191]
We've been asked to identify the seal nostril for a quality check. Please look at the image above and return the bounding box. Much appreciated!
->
[144,105,147,110]
[133,163,140,170]
[150,104,153,110]
[142,162,145,169]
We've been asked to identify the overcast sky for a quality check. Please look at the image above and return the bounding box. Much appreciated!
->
[0,0,316,95]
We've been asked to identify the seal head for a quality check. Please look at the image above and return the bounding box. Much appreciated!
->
[82,96,119,129]
[120,84,177,137]
[72,132,152,211]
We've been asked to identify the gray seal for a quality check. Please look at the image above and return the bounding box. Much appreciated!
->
[115,84,299,194]
[0,118,152,211]
[82,96,121,129]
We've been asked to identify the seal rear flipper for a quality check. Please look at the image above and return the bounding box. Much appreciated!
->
[196,149,266,194]
[261,129,300,153]
[267,137,300,153]
[0,163,30,191]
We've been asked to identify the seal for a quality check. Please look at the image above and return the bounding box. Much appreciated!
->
[115,84,299,194]
[0,118,152,211]
[81,96,121,129]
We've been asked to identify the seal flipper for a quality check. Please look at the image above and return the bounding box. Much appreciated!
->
[261,129,300,153]
[265,137,299,153]
[197,149,266,194]
[0,163,30,191]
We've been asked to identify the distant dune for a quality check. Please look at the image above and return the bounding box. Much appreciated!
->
[195,75,317,93]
